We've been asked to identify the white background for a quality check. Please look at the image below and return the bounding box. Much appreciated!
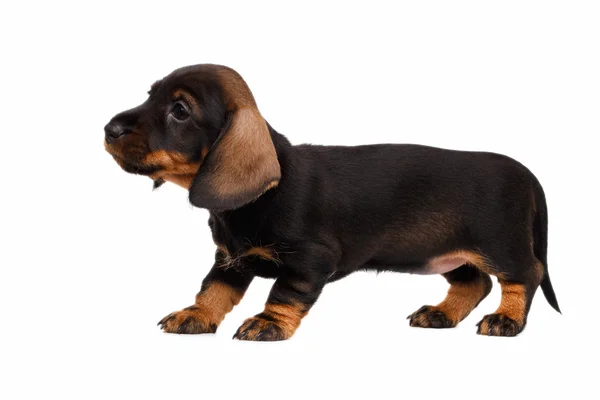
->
[1,1,598,399]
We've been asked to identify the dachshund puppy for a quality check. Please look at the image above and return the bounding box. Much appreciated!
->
[104,64,560,340]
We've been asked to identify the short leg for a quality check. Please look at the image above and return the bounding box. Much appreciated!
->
[232,277,322,341]
[408,265,492,328]
[233,246,335,341]
[476,275,540,337]
[158,264,253,334]
[476,254,544,336]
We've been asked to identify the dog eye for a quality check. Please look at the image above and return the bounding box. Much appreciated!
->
[171,102,190,121]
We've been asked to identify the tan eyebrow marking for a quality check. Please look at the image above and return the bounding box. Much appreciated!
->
[172,88,201,118]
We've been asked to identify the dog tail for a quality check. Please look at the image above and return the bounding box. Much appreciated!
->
[532,178,561,313]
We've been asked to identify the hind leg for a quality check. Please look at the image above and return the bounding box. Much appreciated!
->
[476,260,544,337]
[408,265,492,328]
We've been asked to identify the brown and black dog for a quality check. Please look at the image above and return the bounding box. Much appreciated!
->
[104,64,560,341]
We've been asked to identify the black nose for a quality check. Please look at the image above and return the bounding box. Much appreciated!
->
[104,123,131,144]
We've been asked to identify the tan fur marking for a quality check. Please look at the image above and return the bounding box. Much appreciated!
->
[264,180,278,191]
[243,246,279,263]
[495,281,527,324]
[477,319,490,333]
[194,282,244,325]
[437,279,490,323]
[263,302,307,337]
[145,150,204,189]
[158,281,244,334]
[200,146,209,160]
[233,302,307,340]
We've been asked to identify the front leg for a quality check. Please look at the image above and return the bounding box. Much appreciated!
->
[158,262,253,334]
[233,247,336,341]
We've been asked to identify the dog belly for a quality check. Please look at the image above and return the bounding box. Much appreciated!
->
[419,256,466,275]
[363,254,468,275]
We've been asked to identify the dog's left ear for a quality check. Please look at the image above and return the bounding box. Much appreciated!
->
[189,107,281,210]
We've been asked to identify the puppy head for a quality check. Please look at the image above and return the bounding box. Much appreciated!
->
[104,64,280,210]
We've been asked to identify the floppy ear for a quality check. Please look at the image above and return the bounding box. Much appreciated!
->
[189,107,281,210]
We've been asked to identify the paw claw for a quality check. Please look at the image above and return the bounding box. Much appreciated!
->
[158,314,175,327]
[158,307,217,334]
[233,328,247,340]
[177,316,192,334]
[233,316,290,341]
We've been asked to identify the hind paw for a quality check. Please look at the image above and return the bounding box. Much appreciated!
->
[476,313,524,337]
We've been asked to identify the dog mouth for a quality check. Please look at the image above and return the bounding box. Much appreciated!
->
[119,158,159,175]
[105,141,160,176]
[105,141,200,190]
[107,152,160,176]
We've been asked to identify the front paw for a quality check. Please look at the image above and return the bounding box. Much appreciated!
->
[232,314,291,341]
[407,305,456,328]
[158,306,218,334]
